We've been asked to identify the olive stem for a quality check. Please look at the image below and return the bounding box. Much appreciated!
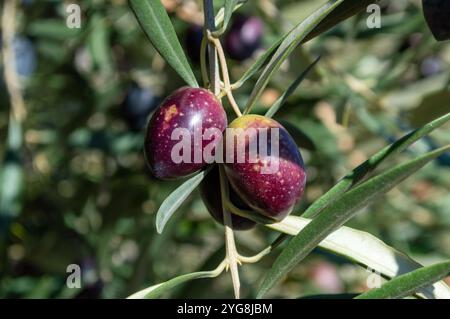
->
[218,165,241,299]
[211,258,229,277]
[207,33,242,117]
[230,82,241,91]
[2,0,26,123]
[224,200,275,225]
[237,247,271,264]
[237,233,289,265]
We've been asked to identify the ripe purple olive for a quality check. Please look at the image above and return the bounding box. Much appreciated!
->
[144,87,227,180]
[224,115,306,222]
[224,15,263,61]
[422,0,450,41]
[200,166,256,231]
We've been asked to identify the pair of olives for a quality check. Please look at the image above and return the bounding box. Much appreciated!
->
[144,87,306,230]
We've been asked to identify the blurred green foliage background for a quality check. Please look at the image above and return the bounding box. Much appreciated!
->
[0,0,449,298]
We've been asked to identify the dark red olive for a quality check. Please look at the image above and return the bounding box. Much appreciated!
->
[224,115,306,222]
[422,0,450,41]
[224,15,263,61]
[144,87,227,180]
[200,166,256,231]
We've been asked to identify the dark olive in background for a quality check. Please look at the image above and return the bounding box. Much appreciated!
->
[122,83,161,131]
[224,15,263,61]
[422,0,450,41]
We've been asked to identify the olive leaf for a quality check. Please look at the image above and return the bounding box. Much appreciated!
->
[215,1,247,27]
[129,0,198,87]
[356,261,450,299]
[265,55,321,118]
[156,169,210,234]
[127,261,225,299]
[244,0,344,114]
[302,112,450,218]
[234,0,377,90]
[267,216,450,299]
[257,145,450,298]
[302,0,380,43]
[213,0,240,36]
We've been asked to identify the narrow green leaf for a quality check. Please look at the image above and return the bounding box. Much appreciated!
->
[265,55,321,118]
[244,0,344,114]
[127,262,225,299]
[303,112,450,219]
[214,0,239,35]
[215,0,246,27]
[356,261,450,299]
[302,0,380,43]
[257,145,450,298]
[156,170,209,234]
[129,0,198,87]
[235,0,378,90]
[222,0,238,30]
[267,216,450,299]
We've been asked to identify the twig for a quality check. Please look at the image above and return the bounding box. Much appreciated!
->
[207,34,242,117]
[238,247,271,264]
[204,0,241,299]
[218,165,241,299]
[2,0,26,123]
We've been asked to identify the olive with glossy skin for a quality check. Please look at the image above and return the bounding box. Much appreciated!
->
[145,87,227,180]
[224,115,306,222]
[422,0,450,41]
[224,15,263,61]
[200,166,256,231]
